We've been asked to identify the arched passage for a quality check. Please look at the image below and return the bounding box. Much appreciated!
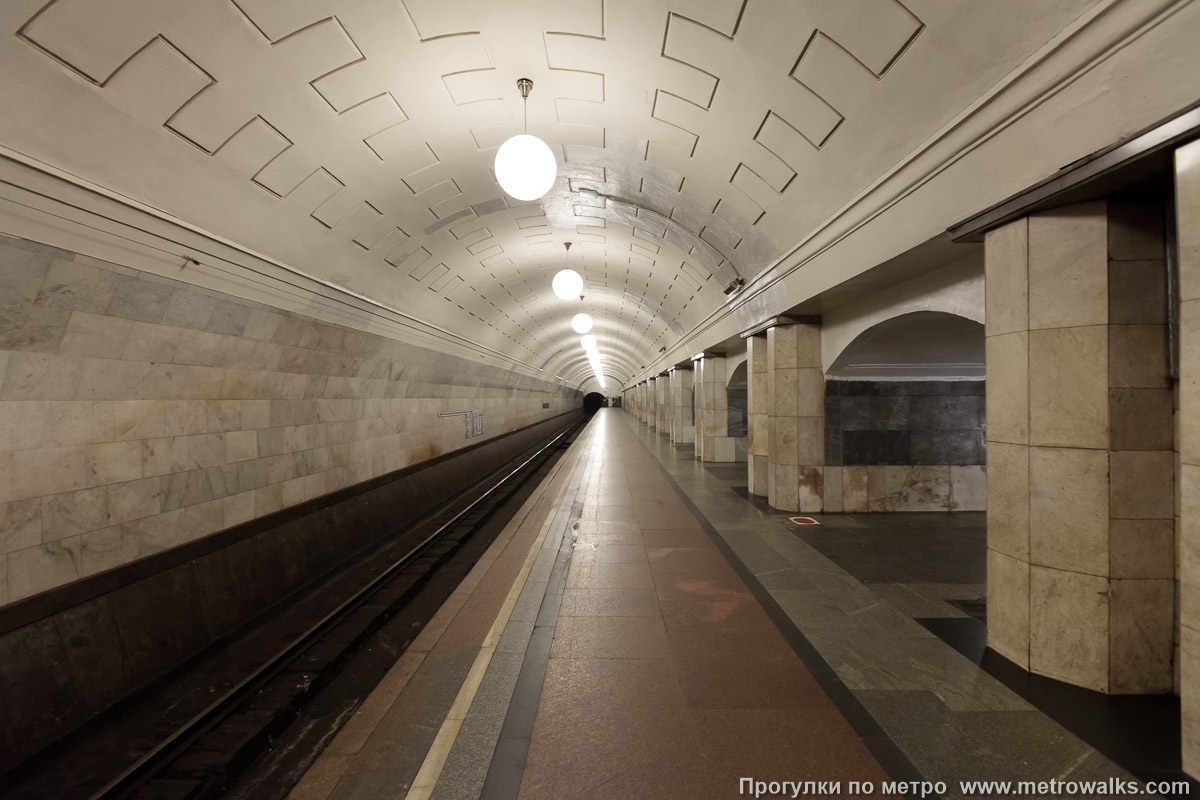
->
[825,311,986,511]
[583,392,607,414]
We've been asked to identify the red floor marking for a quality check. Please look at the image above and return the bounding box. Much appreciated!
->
[789,516,820,525]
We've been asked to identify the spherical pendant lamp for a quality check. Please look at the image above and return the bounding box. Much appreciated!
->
[572,313,593,334]
[552,269,583,300]
[580,334,597,350]
[494,79,557,202]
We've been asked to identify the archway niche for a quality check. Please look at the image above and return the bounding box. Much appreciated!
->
[825,311,986,512]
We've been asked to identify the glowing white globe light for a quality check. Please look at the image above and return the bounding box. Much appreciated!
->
[571,313,593,334]
[494,134,557,201]
[580,334,597,350]
[552,269,583,300]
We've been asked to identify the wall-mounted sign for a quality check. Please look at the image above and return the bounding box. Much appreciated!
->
[439,409,485,438]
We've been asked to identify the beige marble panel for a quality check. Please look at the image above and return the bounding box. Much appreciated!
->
[80,524,138,576]
[1184,624,1200,775]
[1029,565,1109,692]
[767,461,777,508]
[985,218,1029,337]
[1028,326,1107,449]
[797,466,823,513]
[868,465,950,512]
[1110,518,1175,580]
[950,465,986,511]
[1029,446,1108,576]
[11,446,87,499]
[41,486,108,540]
[1028,202,1107,330]
[843,466,869,513]
[795,325,822,369]
[986,331,1028,445]
[1181,302,1200,465]
[773,367,798,419]
[988,549,1030,669]
[823,466,843,513]
[767,325,796,371]
[773,463,799,512]
[1179,140,1200,302]
[1181,464,1200,627]
[1109,260,1167,325]
[795,416,824,466]
[0,497,41,553]
[1109,387,1174,452]
[8,537,82,601]
[796,368,824,419]
[772,416,798,466]
[1110,450,1174,520]
[1109,578,1174,693]
[987,443,1029,560]
[85,440,143,487]
[1109,324,1169,389]
[748,454,769,497]
[711,436,736,463]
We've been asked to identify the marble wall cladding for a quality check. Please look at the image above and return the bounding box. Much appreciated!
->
[1179,143,1200,762]
[987,190,1178,697]
[747,334,770,492]
[1028,202,1108,331]
[824,380,986,466]
[695,355,732,462]
[1028,326,1109,449]
[0,235,578,605]
[766,325,824,511]
[1030,565,1110,692]
[662,376,672,438]
[1110,578,1175,693]
[988,549,1030,668]
[987,442,1030,561]
[669,368,695,445]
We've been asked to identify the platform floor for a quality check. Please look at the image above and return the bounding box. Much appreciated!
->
[287,409,1140,800]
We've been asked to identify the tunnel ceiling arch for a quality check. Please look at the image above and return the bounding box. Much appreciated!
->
[0,0,1100,388]
[827,311,984,381]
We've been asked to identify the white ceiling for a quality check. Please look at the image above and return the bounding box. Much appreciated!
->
[0,0,1102,387]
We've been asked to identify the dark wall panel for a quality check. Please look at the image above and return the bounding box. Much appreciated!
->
[825,380,986,466]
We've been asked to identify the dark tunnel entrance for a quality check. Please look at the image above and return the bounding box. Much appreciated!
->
[583,392,607,414]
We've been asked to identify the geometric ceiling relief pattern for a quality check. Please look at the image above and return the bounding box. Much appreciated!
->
[3,0,1098,387]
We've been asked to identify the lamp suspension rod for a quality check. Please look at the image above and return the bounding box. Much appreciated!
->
[517,78,533,135]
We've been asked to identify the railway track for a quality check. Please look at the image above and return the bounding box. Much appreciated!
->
[2,419,584,800]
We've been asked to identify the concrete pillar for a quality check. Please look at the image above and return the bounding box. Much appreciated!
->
[985,198,1173,696]
[669,367,695,444]
[767,324,825,512]
[655,375,670,435]
[1179,140,1200,772]
[747,334,770,497]
[695,355,736,462]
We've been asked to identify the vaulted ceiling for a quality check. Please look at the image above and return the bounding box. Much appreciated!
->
[0,0,1100,388]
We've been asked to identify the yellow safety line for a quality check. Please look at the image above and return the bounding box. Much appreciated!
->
[403,429,589,800]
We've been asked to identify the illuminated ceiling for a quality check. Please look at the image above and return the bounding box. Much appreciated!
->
[0,0,1104,387]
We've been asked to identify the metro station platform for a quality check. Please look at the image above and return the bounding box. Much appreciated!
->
[285,409,1147,800]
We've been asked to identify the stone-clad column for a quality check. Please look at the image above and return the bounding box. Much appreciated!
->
[986,198,1173,696]
[669,367,695,444]
[1179,140,1200,771]
[655,374,670,435]
[767,325,825,512]
[747,334,769,497]
[695,355,736,462]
